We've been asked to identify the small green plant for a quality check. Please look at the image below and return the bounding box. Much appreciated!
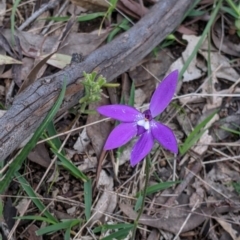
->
[93,223,134,240]
[107,18,131,42]
[79,71,119,113]
[99,0,118,34]
[224,0,240,37]
[232,182,240,194]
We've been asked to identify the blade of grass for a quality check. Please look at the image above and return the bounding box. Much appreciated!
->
[50,149,92,221]
[84,179,92,221]
[101,226,133,240]
[41,12,105,22]
[182,0,202,20]
[180,0,223,79]
[225,0,240,16]
[136,181,179,197]
[221,6,239,18]
[128,81,135,107]
[179,110,218,155]
[0,80,67,193]
[46,121,64,154]
[134,181,179,211]
[14,172,58,223]
[36,219,81,236]
[10,0,21,44]
[220,126,240,135]
[51,148,89,182]
[107,19,131,42]
[93,223,134,233]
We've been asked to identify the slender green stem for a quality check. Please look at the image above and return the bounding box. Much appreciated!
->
[131,157,150,240]
[225,0,240,16]
[180,0,223,79]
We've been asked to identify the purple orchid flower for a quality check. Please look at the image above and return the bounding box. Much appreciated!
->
[97,70,178,166]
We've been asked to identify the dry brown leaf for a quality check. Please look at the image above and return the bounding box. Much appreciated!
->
[30,11,50,35]
[19,50,57,93]
[129,50,174,101]
[28,144,52,168]
[129,50,174,87]
[192,130,213,155]
[25,225,43,240]
[200,41,240,83]
[169,35,203,82]
[0,57,34,80]
[212,22,240,57]
[120,203,215,234]
[1,29,110,58]
[91,170,117,223]
[177,25,197,35]
[0,48,5,75]
[206,162,240,201]
[212,115,240,141]
[46,53,71,69]
[0,54,22,65]
[216,219,240,240]
[147,230,160,240]
[119,0,149,17]
[73,128,90,153]
[86,90,112,157]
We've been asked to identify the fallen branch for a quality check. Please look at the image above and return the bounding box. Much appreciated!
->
[0,0,192,161]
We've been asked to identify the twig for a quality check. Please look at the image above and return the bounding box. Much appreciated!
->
[173,200,199,240]
[19,0,60,30]
[41,0,69,35]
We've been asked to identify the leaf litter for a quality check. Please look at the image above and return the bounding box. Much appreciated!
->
[0,1,240,240]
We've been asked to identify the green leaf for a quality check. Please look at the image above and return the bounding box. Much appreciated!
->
[101,227,133,240]
[36,219,81,236]
[138,181,179,197]
[0,198,3,217]
[187,9,206,17]
[107,19,130,42]
[225,0,240,17]
[14,172,58,223]
[93,223,134,233]
[134,181,178,211]
[220,126,240,135]
[11,0,21,44]
[51,148,89,182]
[180,0,223,79]
[128,82,135,107]
[179,110,218,155]
[221,6,240,18]
[15,215,57,225]
[41,12,105,22]
[0,80,67,194]
[134,195,143,212]
[84,180,92,221]
[46,121,63,153]
[232,182,240,194]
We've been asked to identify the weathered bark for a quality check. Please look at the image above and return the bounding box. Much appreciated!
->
[0,0,192,161]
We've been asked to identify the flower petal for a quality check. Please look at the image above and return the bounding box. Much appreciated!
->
[137,125,146,136]
[151,120,178,153]
[104,122,137,150]
[130,131,154,166]
[149,70,178,117]
[97,105,142,122]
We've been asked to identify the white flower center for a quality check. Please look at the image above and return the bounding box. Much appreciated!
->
[137,119,150,130]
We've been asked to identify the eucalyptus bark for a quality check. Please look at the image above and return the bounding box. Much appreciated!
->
[0,0,192,161]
